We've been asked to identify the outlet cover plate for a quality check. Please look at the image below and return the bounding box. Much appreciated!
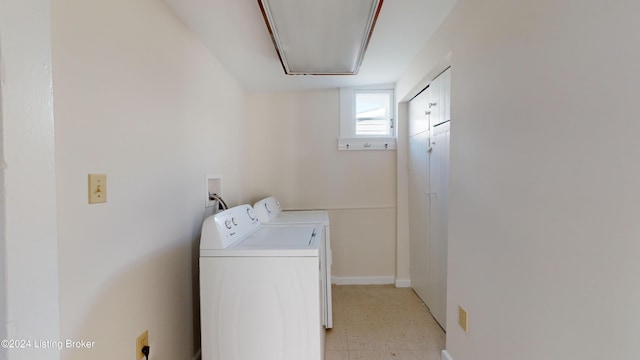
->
[136,330,148,360]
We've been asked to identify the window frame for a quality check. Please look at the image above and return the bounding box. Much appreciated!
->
[338,85,396,151]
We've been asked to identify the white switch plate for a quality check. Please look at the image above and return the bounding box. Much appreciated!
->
[88,174,107,204]
[459,306,468,332]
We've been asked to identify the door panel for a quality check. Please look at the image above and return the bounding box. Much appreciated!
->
[408,68,450,331]
[408,131,430,303]
[409,88,430,137]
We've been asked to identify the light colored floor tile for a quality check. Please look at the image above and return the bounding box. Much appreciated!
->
[331,299,347,327]
[348,350,442,360]
[324,350,350,360]
[346,322,401,350]
[395,323,446,350]
[327,285,445,359]
[333,285,421,307]
[341,303,433,325]
[325,324,348,350]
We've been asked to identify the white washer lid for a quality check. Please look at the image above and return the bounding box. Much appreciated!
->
[200,224,322,257]
[236,226,316,247]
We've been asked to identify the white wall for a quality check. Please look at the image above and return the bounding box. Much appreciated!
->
[0,64,6,358]
[0,1,61,359]
[398,1,640,359]
[395,102,411,284]
[246,90,397,280]
[52,0,248,358]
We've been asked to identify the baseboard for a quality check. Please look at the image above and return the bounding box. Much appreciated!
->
[442,350,453,360]
[192,349,201,360]
[332,276,395,285]
[395,278,411,287]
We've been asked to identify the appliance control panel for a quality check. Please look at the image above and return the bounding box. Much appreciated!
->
[253,196,283,223]
[200,204,260,249]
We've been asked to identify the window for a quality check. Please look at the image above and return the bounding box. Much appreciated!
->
[339,86,396,150]
[355,90,394,136]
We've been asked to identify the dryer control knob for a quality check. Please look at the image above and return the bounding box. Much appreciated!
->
[224,219,232,229]
[231,217,238,226]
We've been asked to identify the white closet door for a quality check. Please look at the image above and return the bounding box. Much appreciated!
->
[443,69,451,122]
[408,68,450,331]
[409,88,430,137]
[429,75,444,127]
[408,87,430,304]
[408,130,430,303]
[428,121,449,329]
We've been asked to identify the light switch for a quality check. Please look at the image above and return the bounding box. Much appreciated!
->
[88,174,107,204]
[459,306,468,332]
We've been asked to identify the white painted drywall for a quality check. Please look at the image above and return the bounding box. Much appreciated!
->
[52,0,248,358]
[0,56,6,359]
[245,90,397,279]
[0,1,61,359]
[398,1,640,359]
[395,102,411,285]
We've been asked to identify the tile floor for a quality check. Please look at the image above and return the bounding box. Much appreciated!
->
[325,285,445,360]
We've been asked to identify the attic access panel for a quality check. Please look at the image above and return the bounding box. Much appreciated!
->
[258,0,383,75]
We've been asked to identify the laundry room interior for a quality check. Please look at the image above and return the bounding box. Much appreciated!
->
[4,0,640,360]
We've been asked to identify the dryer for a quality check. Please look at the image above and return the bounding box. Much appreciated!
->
[253,196,333,328]
[200,205,324,360]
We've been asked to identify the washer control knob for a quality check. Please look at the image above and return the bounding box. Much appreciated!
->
[224,219,232,229]
[231,217,238,226]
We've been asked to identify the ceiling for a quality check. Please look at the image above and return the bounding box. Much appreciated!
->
[163,0,458,92]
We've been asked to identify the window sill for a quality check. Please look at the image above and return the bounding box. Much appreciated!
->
[337,137,397,151]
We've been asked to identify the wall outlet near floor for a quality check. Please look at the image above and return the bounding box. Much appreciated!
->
[136,330,148,360]
[458,306,469,332]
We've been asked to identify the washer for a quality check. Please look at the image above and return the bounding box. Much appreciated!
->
[200,205,325,360]
[253,196,333,328]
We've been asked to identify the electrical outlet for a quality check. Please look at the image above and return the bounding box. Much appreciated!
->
[136,330,148,360]
[205,175,222,208]
[458,306,469,332]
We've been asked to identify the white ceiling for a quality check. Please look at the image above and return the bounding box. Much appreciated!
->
[163,0,458,92]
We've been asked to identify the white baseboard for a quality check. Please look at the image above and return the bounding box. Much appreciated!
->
[332,276,395,285]
[192,349,201,360]
[395,278,411,288]
[442,350,453,360]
